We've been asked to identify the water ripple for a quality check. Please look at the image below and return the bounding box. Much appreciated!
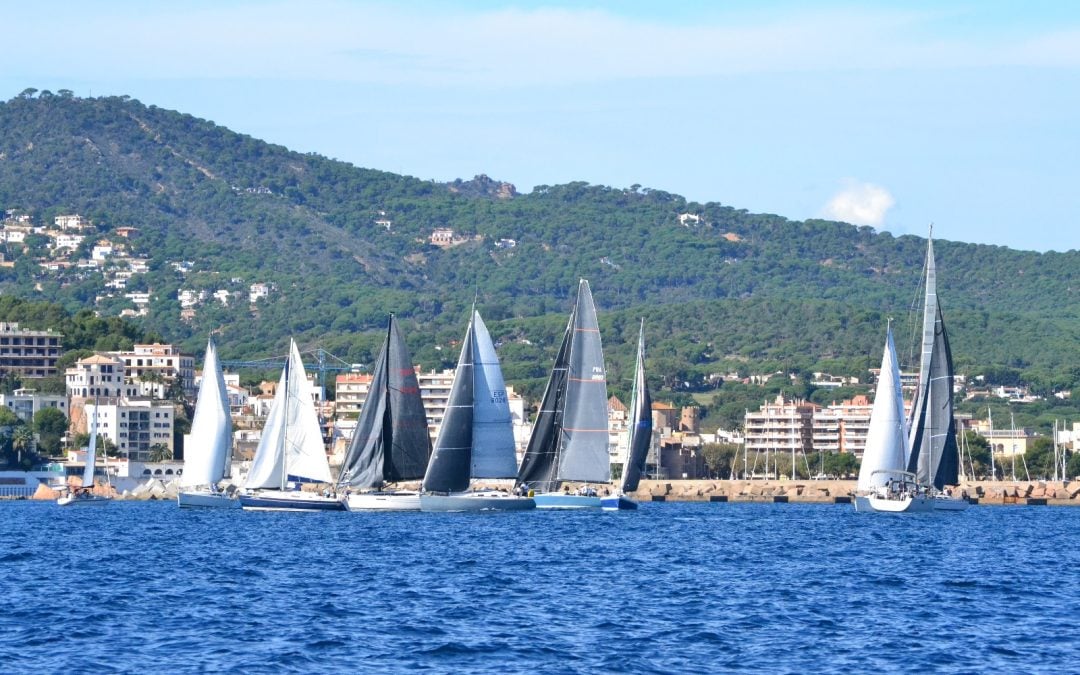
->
[2,501,1080,672]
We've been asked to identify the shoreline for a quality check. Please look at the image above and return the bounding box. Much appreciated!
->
[628,479,1080,506]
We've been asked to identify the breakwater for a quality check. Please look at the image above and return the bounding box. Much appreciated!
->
[629,479,1080,506]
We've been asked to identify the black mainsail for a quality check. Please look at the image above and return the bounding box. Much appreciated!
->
[906,237,960,490]
[517,279,610,492]
[619,319,653,494]
[338,315,431,489]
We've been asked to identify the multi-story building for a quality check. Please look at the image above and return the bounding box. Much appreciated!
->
[0,322,63,379]
[334,372,374,421]
[113,344,195,398]
[743,395,819,468]
[87,399,175,462]
[0,388,68,424]
[417,368,455,443]
[812,395,874,458]
[66,354,139,399]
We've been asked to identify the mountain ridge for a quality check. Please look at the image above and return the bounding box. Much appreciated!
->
[0,90,1078,406]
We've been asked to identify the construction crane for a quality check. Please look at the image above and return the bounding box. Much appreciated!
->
[220,347,359,389]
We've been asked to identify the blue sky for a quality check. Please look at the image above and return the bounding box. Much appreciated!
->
[3,1,1079,251]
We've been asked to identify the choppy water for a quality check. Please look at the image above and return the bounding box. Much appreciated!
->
[2,501,1078,673]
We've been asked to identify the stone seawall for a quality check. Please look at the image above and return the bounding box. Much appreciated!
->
[626,479,1080,506]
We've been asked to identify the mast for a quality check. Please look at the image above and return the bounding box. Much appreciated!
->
[280,343,291,491]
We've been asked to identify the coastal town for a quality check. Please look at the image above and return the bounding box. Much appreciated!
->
[0,312,1075,502]
[1,213,1078,501]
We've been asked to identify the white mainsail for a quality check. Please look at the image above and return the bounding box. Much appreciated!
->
[857,326,908,492]
[181,337,232,488]
[470,311,519,479]
[82,401,99,489]
[244,339,332,489]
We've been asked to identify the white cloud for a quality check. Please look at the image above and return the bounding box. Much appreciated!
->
[822,181,895,227]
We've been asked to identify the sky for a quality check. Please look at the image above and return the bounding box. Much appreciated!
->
[3,0,1079,252]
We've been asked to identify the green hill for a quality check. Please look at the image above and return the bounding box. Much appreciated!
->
[1,89,1078,414]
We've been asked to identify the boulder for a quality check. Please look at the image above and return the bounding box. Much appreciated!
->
[31,482,59,500]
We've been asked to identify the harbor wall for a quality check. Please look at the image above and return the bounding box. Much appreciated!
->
[628,479,1080,506]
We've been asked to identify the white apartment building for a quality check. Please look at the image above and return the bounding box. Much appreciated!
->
[417,368,455,443]
[54,214,87,230]
[744,395,818,461]
[113,344,196,398]
[812,395,874,458]
[87,399,174,462]
[0,388,68,424]
[66,354,139,399]
[334,372,373,421]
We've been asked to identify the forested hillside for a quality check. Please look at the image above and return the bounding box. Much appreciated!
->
[1,89,1078,413]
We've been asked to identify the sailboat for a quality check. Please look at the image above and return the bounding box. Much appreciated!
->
[906,234,968,512]
[516,279,610,508]
[239,339,343,511]
[601,319,652,511]
[178,337,237,508]
[421,310,534,512]
[338,315,431,511]
[58,399,111,506]
[853,325,933,513]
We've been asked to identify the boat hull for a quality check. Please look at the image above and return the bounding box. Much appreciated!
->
[600,494,638,511]
[177,489,239,509]
[421,491,535,512]
[57,493,111,507]
[532,492,602,509]
[853,493,935,513]
[239,490,345,512]
[344,491,421,512]
[933,495,970,511]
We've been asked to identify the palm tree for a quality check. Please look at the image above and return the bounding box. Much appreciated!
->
[148,443,172,462]
[12,426,34,467]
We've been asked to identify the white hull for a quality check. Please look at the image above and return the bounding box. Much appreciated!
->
[532,492,602,509]
[239,490,345,512]
[853,493,935,513]
[57,493,111,507]
[421,490,535,512]
[177,489,239,509]
[344,491,421,512]
[933,495,970,511]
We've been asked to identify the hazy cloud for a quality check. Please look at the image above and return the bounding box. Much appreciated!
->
[822,181,895,227]
[6,3,1080,86]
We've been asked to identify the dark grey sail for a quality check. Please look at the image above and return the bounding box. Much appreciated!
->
[338,316,431,489]
[517,279,610,491]
[515,308,572,493]
[619,320,652,494]
[906,237,960,490]
[422,315,476,493]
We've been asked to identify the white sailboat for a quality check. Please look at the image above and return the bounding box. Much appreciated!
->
[178,337,237,508]
[339,315,430,511]
[516,279,610,508]
[58,399,111,506]
[853,325,933,513]
[601,319,651,511]
[239,339,343,512]
[421,310,534,512]
[906,234,968,512]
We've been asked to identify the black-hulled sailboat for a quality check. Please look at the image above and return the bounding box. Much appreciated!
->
[421,310,534,511]
[602,319,652,511]
[516,279,610,508]
[906,233,967,511]
[338,315,431,511]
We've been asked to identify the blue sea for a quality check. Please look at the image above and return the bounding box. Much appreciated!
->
[2,501,1078,673]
